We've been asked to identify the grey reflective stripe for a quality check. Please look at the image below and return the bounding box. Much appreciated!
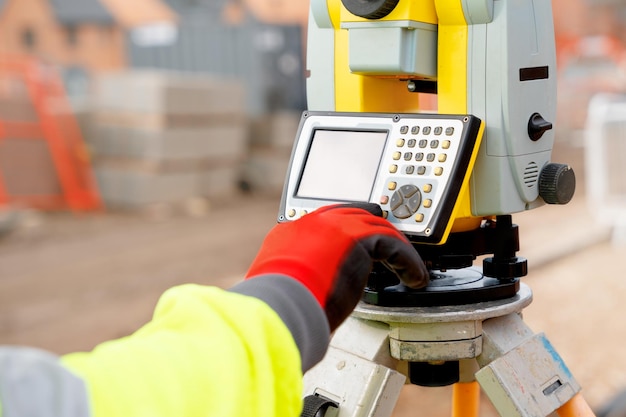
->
[0,347,91,417]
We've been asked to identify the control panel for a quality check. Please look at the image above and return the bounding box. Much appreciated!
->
[279,111,483,244]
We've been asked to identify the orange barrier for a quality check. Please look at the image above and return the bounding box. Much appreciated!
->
[0,56,101,211]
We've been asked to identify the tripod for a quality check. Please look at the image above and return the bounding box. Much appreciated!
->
[301,281,596,417]
[303,284,593,417]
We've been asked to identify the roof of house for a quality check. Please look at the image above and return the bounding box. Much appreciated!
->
[49,0,115,25]
[99,0,177,27]
[164,0,228,14]
[242,0,307,25]
[11,0,178,28]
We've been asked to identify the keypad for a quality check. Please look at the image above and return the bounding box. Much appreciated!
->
[389,124,451,185]
[377,120,461,231]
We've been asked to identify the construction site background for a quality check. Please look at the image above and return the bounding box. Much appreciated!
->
[1,1,626,416]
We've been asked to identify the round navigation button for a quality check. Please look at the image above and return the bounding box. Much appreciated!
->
[393,204,412,219]
[399,184,418,197]
[389,184,422,219]
[389,192,402,210]
[407,194,422,212]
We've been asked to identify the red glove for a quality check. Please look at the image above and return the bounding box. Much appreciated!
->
[246,204,429,330]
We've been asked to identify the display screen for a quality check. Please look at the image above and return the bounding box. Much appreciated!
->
[296,129,388,201]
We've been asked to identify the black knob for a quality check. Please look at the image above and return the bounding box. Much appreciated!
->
[341,0,399,19]
[528,113,553,141]
[539,163,576,204]
[301,394,338,417]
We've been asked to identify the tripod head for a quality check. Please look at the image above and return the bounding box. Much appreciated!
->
[278,0,576,306]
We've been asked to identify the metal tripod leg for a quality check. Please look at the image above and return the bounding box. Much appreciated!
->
[302,283,596,417]
[302,316,405,417]
[476,313,581,416]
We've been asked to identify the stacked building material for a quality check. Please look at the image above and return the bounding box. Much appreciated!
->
[0,83,62,202]
[87,70,248,210]
[241,110,301,195]
[0,57,101,211]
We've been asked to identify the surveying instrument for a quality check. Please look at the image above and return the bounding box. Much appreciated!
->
[278,0,590,416]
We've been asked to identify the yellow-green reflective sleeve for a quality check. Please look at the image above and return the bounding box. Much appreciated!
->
[62,284,303,417]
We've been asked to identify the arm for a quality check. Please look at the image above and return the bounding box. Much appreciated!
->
[62,285,304,417]
[0,204,428,417]
[0,285,304,417]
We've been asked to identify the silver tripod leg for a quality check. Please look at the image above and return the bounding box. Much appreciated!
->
[477,313,580,416]
[302,316,405,417]
[302,283,583,417]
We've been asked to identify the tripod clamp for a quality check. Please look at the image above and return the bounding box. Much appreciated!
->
[301,394,339,417]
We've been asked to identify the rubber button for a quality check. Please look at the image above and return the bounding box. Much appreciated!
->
[407,194,422,212]
[390,192,402,210]
[393,204,412,219]
[399,184,418,197]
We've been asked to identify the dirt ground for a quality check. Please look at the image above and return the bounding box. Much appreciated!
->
[1,140,626,416]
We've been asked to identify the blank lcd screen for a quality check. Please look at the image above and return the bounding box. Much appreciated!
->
[296,129,387,201]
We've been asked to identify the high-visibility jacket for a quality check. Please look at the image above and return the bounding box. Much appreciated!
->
[0,275,330,417]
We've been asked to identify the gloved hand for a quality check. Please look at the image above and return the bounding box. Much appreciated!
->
[245,203,429,331]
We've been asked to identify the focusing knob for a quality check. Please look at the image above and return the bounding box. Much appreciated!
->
[539,163,576,204]
[341,0,400,19]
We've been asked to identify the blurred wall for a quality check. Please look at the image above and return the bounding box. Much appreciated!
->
[128,0,306,116]
[0,0,127,72]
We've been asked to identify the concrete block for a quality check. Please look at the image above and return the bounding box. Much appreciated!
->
[94,159,243,208]
[0,98,38,122]
[92,70,246,116]
[240,147,291,195]
[90,124,249,162]
[269,111,301,149]
[95,165,199,208]
[0,138,61,196]
[90,111,247,131]
[249,111,301,150]
[197,165,242,199]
